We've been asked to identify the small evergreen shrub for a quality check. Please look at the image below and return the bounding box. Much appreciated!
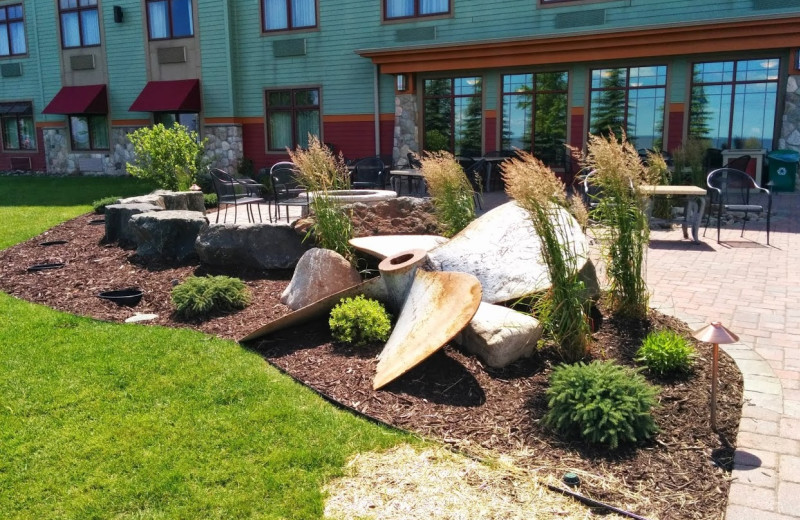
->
[636,329,695,376]
[171,275,251,320]
[543,360,659,449]
[203,193,218,209]
[92,196,120,214]
[329,296,392,347]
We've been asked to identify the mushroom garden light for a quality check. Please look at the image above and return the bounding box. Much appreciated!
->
[692,321,739,433]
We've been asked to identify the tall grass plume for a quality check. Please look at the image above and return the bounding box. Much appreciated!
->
[502,151,591,362]
[420,151,476,237]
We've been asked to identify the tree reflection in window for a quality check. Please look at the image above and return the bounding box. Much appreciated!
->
[423,77,482,156]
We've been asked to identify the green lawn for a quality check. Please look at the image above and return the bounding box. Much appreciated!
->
[0,177,409,519]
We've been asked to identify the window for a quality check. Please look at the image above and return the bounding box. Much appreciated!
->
[59,0,100,48]
[423,77,482,156]
[147,0,194,40]
[156,112,199,134]
[0,4,26,56]
[70,114,108,150]
[0,102,34,150]
[262,0,316,32]
[265,88,320,151]
[589,65,667,150]
[689,58,779,150]
[385,0,449,19]
[501,72,568,168]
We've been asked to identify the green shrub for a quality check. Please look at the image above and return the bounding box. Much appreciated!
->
[329,296,392,347]
[543,360,659,449]
[203,193,218,209]
[92,196,120,214]
[171,276,251,320]
[636,330,696,376]
[126,123,208,191]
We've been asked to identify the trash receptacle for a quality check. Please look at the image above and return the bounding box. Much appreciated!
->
[767,149,799,192]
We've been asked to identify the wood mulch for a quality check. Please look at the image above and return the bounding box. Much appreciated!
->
[0,212,743,520]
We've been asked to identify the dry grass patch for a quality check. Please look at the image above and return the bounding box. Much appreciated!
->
[323,444,630,520]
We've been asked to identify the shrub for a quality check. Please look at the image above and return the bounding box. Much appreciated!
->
[203,193,218,209]
[92,196,120,214]
[636,329,696,376]
[329,296,392,347]
[502,151,592,362]
[420,151,476,237]
[127,123,208,191]
[171,276,251,320]
[543,360,659,449]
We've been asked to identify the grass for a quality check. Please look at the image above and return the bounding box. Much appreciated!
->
[0,176,409,519]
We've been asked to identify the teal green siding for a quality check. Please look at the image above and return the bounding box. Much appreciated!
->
[104,4,147,117]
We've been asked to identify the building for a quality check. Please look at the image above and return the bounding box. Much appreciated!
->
[1,0,799,181]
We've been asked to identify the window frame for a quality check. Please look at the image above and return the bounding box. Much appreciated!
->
[383,0,451,21]
[689,57,780,150]
[69,114,109,151]
[58,0,100,49]
[588,64,668,149]
[500,71,569,168]
[0,4,27,57]
[422,75,484,156]
[261,0,318,33]
[0,101,35,151]
[264,86,321,152]
[145,0,195,41]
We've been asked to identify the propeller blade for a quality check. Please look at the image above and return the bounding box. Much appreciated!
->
[373,270,482,390]
[238,276,387,343]
[350,235,448,260]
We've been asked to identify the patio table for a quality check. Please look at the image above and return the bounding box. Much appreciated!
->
[640,184,707,243]
[390,169,425,195]
[471,156,508,192]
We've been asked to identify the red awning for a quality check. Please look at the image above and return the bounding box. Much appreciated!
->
[129,79,201,112]
[42,84,108,115]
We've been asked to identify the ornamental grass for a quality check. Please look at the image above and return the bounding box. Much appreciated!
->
[502,151,592,362]
[419,151,476,237]
[580,131,650,318]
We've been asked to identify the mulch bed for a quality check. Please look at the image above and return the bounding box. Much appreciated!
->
[0,212,743,520]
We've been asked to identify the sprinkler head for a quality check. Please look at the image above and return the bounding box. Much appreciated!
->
[563,472,580,486]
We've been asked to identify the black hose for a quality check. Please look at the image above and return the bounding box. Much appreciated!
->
[546,484,651,520]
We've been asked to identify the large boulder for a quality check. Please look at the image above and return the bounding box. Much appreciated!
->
[426,202,594,304]
[118,190,205,213]
[129,210,207,262]
[455,303,543,368]
[196,222,313,270]
[104,202,163,247]
[280,248,362,310]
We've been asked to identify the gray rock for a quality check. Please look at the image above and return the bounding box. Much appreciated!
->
[129,210,207,262]
[280,248,362,310]
[196,222,313,270]
[118,190,205,213]
[455,302,543,368]
[426,201,593,304]
[104,203,163,247]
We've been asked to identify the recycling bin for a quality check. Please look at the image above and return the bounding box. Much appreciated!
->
[767,149,799,192]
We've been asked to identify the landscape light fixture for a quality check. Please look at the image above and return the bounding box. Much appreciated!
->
[692,321,739,433]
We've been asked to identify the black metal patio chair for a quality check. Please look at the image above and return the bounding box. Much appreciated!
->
[210,168,267,224]
[704,167,772,245]
[270,161,309,222]
[351,156,386,189]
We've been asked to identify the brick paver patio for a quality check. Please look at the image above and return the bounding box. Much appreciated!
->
[646,190,800,519]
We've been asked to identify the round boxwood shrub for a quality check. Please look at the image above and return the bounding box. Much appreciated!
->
[171,275,251,320]
[636,329,696,376]
[543,360,659,449]
[329,295,392,347]
[92,196,121,214]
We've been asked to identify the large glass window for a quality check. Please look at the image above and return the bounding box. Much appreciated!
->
[262,0,316,32]
[501,71,568,168]
[59,0,100,48]
[689,58,779,150]
[147,0,194,40]
[385,0,449,19]
[70,114,108,150]
[589,65,667,150]
[0,4,26,56]
[1,102,35,150]
[265,88,320,151]
[423,77,482,156]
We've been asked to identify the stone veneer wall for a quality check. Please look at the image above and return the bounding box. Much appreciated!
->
[394,93,419,167]
[41,123,243,175]
[779,75,800,152]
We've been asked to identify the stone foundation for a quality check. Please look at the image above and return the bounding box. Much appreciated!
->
[779,75,800,152]
[393,93,419,167]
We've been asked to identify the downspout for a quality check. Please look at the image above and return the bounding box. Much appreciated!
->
[373,64,380,156]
